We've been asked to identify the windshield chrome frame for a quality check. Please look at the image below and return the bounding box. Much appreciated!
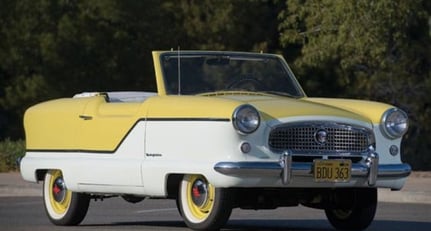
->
[159,51,306,98]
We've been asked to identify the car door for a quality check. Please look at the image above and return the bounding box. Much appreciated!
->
[74,95,147,193]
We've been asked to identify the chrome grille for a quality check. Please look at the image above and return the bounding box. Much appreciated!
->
[268,122,373,154]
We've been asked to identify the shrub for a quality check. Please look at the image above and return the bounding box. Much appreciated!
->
[0,139,25,172]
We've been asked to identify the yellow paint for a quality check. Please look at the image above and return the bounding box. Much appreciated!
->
[24,97,90,150]
[210,94,374,123]
[25,96,144,152]
[77,97,145,151]
[25,93,389,151]
[152,51,166,95]
[145,96,240,118]
[256,98,368,121]
[304,98,393,123]
[24,94,238,151]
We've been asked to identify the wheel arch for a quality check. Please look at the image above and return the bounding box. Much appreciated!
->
[166,174,183,199]
[36,169,69,183]
[36,168,74,189]
[36,169,48,181]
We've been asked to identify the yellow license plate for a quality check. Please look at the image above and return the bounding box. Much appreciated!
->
[313,159,351,182]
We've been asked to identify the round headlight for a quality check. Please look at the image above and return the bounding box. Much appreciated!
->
[380,108,408,139]
[232,105,260,134]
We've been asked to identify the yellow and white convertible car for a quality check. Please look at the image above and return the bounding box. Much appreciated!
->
[20,51,411,230]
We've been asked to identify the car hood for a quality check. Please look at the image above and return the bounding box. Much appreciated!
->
[213,94,389,125]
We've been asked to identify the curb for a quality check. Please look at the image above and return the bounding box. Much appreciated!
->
[378,189,431,204]
[378,172,431,204]
[0,172,42,197]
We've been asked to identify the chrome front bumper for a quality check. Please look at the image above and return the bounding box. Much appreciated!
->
[214,151,411,186]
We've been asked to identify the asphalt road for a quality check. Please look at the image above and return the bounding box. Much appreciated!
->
[1,196,430,231]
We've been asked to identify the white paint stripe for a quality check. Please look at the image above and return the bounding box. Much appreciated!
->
[136,208,177,214]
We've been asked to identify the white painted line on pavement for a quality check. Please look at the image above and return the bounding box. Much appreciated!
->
[136,208,177,214]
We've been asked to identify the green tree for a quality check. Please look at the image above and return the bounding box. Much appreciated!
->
[0,0,181,139]
[0,0,285,140]
[0,0,52,139]
[279,0,431,169]
[2,0,430,170]
[165,0,284,52]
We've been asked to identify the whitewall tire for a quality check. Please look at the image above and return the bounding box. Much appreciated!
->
[43,169,90,225]
[177,174,233,230]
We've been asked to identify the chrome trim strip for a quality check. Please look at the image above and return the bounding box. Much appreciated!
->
[214,162,411,179]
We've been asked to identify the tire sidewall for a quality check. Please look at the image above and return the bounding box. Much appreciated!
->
[325,188,377,230]
[43,170,71,221]
[43,169,90,226]
[178,174,232,230]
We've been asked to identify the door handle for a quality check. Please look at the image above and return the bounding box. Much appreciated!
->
[79,115,93,120]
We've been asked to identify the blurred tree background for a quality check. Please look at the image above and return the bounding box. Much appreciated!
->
[0,0,430,170]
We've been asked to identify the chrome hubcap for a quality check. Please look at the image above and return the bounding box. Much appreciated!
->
[52,177,67,203]
[191,179,208,207]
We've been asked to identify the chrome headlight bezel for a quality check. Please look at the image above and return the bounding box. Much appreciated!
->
[232,104,260,135]
[380,108,409,139]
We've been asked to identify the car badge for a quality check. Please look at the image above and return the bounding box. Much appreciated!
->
[314,129,328,145]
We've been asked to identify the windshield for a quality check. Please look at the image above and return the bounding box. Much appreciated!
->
[160,52,304,97]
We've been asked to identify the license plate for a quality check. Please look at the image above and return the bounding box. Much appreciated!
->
[313,159,351,182]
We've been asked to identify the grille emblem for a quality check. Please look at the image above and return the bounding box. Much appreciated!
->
[314,129,328,145]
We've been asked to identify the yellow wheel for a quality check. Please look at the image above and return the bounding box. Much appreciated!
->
[177,174,232,230]
[43,170,90,225]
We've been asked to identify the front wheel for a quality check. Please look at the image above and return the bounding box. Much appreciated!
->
[325,188,377,230]
[43,170,90,225]
[177,174,233,231]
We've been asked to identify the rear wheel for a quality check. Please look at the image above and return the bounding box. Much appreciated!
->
[43,170,90,225]
[325,188,377,230]
[177,174,233,231]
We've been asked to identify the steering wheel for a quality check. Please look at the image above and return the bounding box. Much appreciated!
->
[227,77,265,91]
